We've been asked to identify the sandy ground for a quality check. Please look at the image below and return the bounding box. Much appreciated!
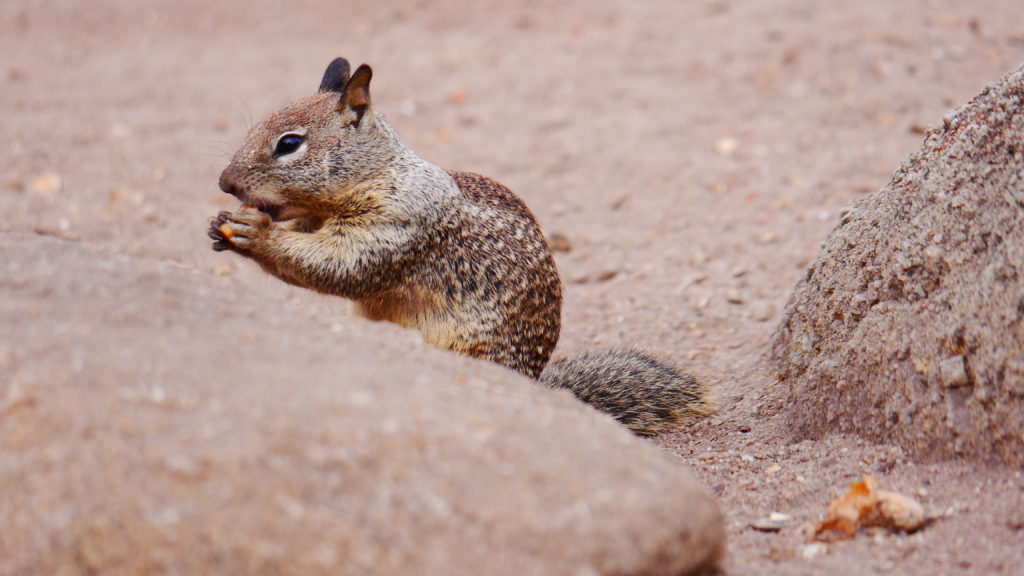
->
[4,0,1023,573]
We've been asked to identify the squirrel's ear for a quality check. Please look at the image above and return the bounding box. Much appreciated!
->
[339,64,372,120]
[319,58,351,93]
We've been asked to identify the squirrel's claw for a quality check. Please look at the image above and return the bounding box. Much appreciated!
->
[207,209,271,253]
[208,212,241,252]
[208,213,229,240]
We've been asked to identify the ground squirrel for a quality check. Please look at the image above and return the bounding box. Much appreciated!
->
[208,58,711,436]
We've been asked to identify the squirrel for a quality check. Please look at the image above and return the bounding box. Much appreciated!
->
[208,57,711,436]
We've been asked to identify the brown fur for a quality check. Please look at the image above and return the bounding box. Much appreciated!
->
[208,58,711,435]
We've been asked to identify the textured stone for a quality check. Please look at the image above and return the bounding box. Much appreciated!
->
[770,64,1024,465]
[938,355,968,389]
[0,232,723,576]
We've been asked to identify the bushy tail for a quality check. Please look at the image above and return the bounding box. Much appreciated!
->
[539,349,712,436]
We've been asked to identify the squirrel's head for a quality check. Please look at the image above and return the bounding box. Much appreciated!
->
[219,58,401,221]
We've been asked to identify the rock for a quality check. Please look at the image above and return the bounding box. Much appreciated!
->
[725,291,745,305]
[938,355,968,389]
[29,171,62,196]
[548,231,573,253]
[769,64,1024,465]
[0,232,723,576]
[751,512,790,532]
[749,300,777,323]
[750,518,785,532]
[715,136,740,156]
[800,542,828,559]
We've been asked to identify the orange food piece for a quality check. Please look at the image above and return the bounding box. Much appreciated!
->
[814,476,925,542]
[219,223,235,239]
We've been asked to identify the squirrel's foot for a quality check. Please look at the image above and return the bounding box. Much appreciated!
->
[208,206,273,253]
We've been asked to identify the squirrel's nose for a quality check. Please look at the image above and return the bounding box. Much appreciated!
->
[219,168,242,198]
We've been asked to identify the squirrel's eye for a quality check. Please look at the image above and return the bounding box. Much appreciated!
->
[274,134,305,157]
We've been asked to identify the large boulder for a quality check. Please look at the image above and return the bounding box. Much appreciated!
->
[770,64,1024,465]
[0,232,723,576]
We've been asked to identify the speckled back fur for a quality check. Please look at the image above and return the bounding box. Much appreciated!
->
[441,171,563,377]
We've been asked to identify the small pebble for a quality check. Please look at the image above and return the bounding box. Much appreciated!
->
[30,172,62,196]
[801,542,828,559]
[726,291,745,305]
[715,137,740,155]
[548,232,573,253]
[939,355,968,388]
[750,301,776,322]
[751,517,786,532]
[448,88,466,104]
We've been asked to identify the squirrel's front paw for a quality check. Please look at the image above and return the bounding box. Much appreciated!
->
[208,206,273,253]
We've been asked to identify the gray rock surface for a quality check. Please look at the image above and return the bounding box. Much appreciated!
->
[770,64,1024,465]
[0,232,723,576]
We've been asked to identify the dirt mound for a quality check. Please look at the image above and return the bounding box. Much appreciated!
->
[0,232,723,576]
[770,64,1024,465]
